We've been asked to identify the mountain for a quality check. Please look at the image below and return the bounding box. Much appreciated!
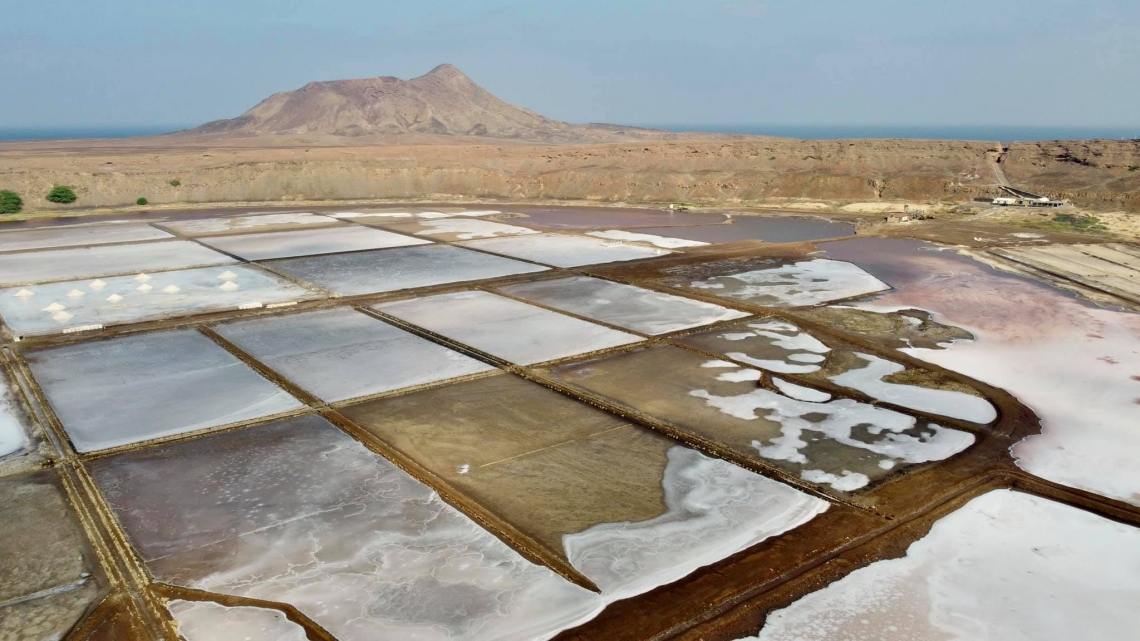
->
[191,64,670,143]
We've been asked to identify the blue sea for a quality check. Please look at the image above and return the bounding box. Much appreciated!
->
[2,124,1136,142]
[649,124,1140,142]
[0,126,189,141]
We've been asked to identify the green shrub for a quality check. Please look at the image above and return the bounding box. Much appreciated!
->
[169,179,181,187]
[1052,213,1107,231]
[136,197,149,206]
[0,190,22,214]
[46,185,77,204]
[1128,166,1139,172]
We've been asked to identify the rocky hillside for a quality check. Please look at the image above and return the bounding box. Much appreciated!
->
[191,64,670,143]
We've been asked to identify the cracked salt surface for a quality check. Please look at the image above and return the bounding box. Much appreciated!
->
[830,352,997,423]
[460,233,669,267]
[93,416,606,641]
[169,600,308,641]
[749,490,1140,641]
[691,364,974,491]
[0,265,319,336]
[564,445,828,600]
[499,276,750,335]
[26,329,303,452]
[689,259,890,307]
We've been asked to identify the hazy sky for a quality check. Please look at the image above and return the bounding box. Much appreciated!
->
[2,0,1136,128]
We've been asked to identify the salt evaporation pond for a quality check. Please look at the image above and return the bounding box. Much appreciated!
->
[381,218,539,241]
[460,233,668,267]
[267,245,548,296]
[751,490,1140,641]
[376,290,643,364]
[168,601,309,641]
[0,265,320,337]
[92,415,607,641]
[199,225,430,261]
[158,212,340,236]
[585,230,709,248]
[507,207,728,230]
[551,345,974,492]
[830,352,997,424]
[825,237,1140,507]
[27,329,303,452]
[343,374,828,602]
[688,259,890,307]
[0,241,235,286]
[498,276,750,335]
[213,307,495,402]
[0,374,30,459]
[0,222,173,252]
[639,215,855,244]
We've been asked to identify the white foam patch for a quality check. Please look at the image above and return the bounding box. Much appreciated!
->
[563,446,828,600]
[690,259,890,307]
[586,230,709,249]
[751,490,1140,641]
[830,353,997,423]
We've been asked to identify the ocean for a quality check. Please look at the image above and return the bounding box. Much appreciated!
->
[649,124,1140,142]
[1,124,1136,143]
[0,126,188,141]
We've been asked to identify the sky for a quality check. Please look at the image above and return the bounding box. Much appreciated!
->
[1,0,1137,129]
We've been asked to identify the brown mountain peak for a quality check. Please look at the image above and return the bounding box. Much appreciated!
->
[189,64,672,143]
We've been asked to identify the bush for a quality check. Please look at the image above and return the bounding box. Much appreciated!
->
[0,190,22,214]
[136,197,149,206]
[46,185,77,204]
[169,179,181,187]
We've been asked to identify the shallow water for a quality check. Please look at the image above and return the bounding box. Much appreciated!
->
[200,225,431,261]
[267,245,548,296]
[27,329,302,452]
[687,259,890,307]
[158,213,340,237]
[213,307,494,402]
[91,415,605,641]
[375,290,643,364]
[498,276,750,335]
[0,223,173,253]
[0,375,30,459]
[460,233,669,267]
[639,216,855,244]
[507,208,728,230]
[0,241,236,286]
